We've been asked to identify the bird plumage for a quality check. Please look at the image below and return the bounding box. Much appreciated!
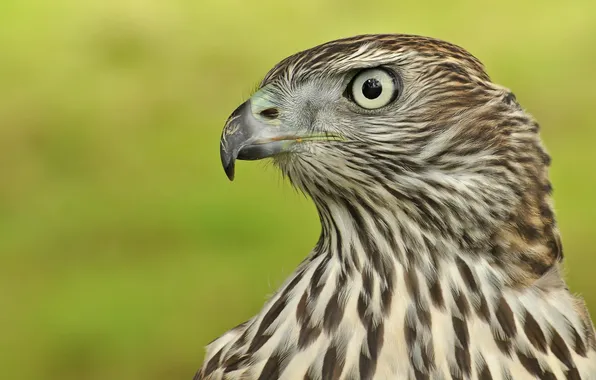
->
[197,34,596,380]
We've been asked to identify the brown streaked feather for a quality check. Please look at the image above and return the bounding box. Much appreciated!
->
[198,34,596,379]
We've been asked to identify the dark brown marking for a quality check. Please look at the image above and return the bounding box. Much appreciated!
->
[357,292,369,324]
[476,294,491,322]
[405,316,416,348]
[547,234,564,261]
[549,328,575,370]
[523,311,547,353]
[543,182,553,194]
[565,368,581,380]
[203,347,223,378]
[367,322,385,361]
[493,333,512,356]
[455,346,471,377]
[517,350,557,380]
[490,244,505,261]
[322,345,344,380]
[345,201,379,264]
[404,304,435,374]
[517,219,541,242]
[405,266,420,303]
[258,352,282,380]
[324,291,345,333]
[414,369,429,380]
[540,202,554,219]
[258,295,287,334]
[495,297,517,339]
[284,268,307,295]
[249,293,289,352]
[516,350,542,377]
[381,286,393,315]
[350,243,362,272]
[421,340,435,370]
[456,257,478,292]
[452,316,471,376]
[452,317,469,348]
[337,266,349,287]
[298,323,321,349]
[428,276,445,309]
[417,304,432,329]
[362,269,373,298]
[310,256,329,299]
[230,328,249,352]
[250,332,273,353]
[503,92,517,106]
[438,61,470,78]
[571,325,587,357]
[223,354,250,373]
[359,351,374,380]
[523,254,554,277]
[454,290,470,317]
[542,372,558,380]
[230,325,250,352]
[296,290,308,322]
[478,360,493,380]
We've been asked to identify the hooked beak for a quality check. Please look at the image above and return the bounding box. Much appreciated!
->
[219,99,342,181]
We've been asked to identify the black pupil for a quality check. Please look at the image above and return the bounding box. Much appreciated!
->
[362,78,382,99]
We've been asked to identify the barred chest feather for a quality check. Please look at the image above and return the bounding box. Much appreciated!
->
[196,206,596,380]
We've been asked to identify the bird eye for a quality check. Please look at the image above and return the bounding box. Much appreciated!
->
[349,68,399,109]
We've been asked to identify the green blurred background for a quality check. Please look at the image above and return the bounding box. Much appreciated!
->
[1,0,595,379]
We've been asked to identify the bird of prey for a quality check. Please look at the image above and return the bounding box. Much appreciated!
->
[196,34,596,380]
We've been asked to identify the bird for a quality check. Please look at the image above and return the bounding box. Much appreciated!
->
[195,34,596,380]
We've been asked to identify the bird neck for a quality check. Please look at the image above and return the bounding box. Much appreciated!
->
[313,196,490,275]
[311,184,561,294]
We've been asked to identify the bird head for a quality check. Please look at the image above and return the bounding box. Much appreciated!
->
[220,34,559,277]
[221,35,512,191]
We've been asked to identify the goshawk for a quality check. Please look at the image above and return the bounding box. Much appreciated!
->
[196,34,596,380]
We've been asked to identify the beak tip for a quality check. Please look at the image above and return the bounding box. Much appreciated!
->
[224,164,235,181]
[221,146,236,182]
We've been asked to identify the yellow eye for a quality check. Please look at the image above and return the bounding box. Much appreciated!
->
[350,68,398,109]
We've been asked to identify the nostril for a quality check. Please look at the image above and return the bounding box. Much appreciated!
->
[259,108,279,119]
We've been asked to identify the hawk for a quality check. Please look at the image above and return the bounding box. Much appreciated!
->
[196,34,596,380]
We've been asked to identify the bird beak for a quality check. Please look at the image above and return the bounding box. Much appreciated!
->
[220,96,343,181]
[220,100,295,181]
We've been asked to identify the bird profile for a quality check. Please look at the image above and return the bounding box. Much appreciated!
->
[196,34,596,380]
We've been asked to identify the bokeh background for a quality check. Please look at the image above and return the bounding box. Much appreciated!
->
[1,0,595,379]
